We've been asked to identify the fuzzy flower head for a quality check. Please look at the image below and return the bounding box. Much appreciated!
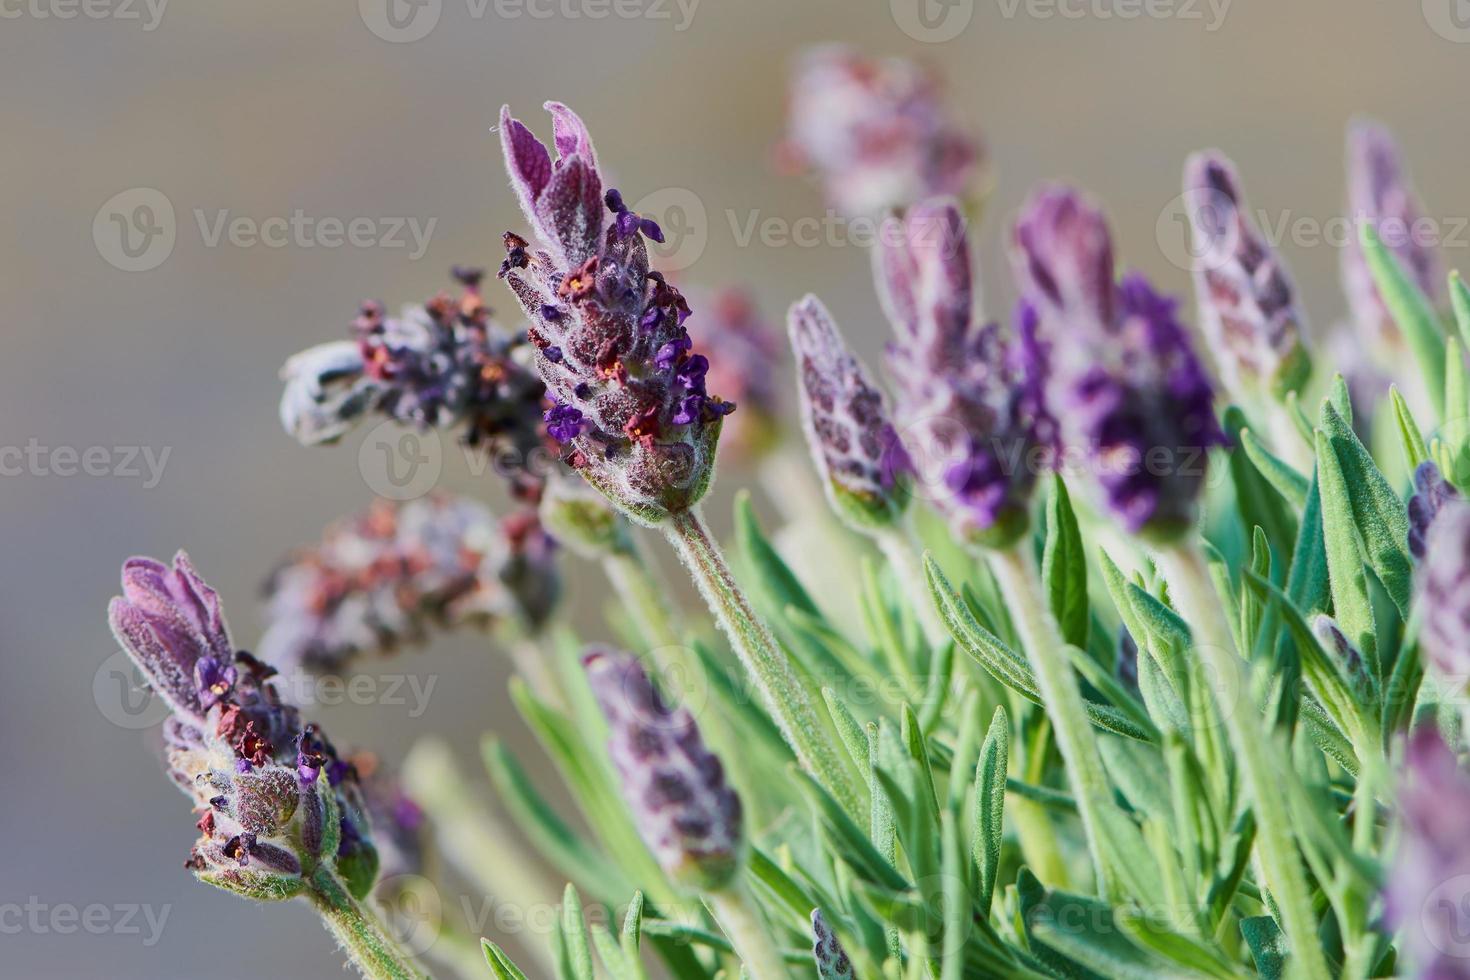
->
[1415,498,1470,687]
[875,197,1047,548]
[789,295,911,531]
[1182,151,1311,402]
[108,553,377,901]
[1011,184,1226,539]
[497,103,733,526]
[259,494,559,674]
[780,45,985,219]
[1342,120,1445,354]
[583,648,743,890]
[685,286,784,463]
[279,267,550,501]
[1385,727,1470,977]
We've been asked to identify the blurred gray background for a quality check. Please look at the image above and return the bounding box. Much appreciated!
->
[3,0,1469,975]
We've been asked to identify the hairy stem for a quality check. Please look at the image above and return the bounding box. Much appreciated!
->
[309,866,425,980]
[708,882,791,980]
[988,544,1115,897]
[1154,537,1330,980]
[666,506,863,815]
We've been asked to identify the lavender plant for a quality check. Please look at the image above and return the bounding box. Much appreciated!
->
[110,84,1470,980]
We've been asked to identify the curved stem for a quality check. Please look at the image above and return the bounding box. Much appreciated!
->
[309,866,426,980]
[1153,537,1330,980]
[708,882,791,980]
[665,506,863,815]
[987,545,1115,898]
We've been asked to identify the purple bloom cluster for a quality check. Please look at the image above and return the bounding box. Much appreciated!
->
[1385,728,1470,978]
[259,494,559,673]
[108,553,377,900]
[582,648,742,890]
[685,286,784,463]
[811,909,855,980]
[1410,460,1459,562]
[1342,120,1445,354]
[497,102,733,525]
[279,267,550,501]
[1415,497,1470,685]
[788,295,911,530]
[875,198,1047,547]
[1182,151,1311,401]
[1012,185,1226,538]
[781,45,985,218]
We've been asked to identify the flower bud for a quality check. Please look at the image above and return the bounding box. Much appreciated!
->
[583,648,743,890]
[538,474,633,559]
[1409,460,1458,562]
[811,909,855,980]
[1182,151,1310,401]
[1415,498,1470,685]
[788,294,910,531]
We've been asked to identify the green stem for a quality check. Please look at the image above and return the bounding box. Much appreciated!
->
[1154,538,1330,980]
[709,882,791,980]
[601,537,682,649]
[988,545,1115,898]
[666,506,863,815]
[308,866,425,980]
[505,633,565,709]
[876,525,951,651]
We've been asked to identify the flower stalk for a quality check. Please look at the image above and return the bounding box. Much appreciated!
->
[308,866,426,980]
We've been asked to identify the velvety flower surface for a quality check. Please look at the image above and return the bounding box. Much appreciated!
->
[1409,460,1459,562]
[1011,184,1226,538]
[788,294,910,530]
[497,102,733,525]
[1385,728,1470,979]
[280,267,550,500]
[875,197,1046,547]
[583,648,742,890]
[781,45,984,218]
[685,286,783,463]
[260,494,559,673]
[1415,498,1470,685]
[1182,151,1310,401]
[109,553,377,900]
[1342,120,1445,354]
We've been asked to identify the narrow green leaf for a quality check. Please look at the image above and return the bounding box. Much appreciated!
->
[1313,427,1379,675]
[620,891,645,962]
[560,885,595,980]
[822,687,870,772]
[973,706,1008,915]
[1239,428,1308,510]
[793,766,908,891]
[940,811,972,980]
[483,939,531,980]
[590,922,632,980]
[1116,908,1243,979]
[1239,915,1287,980]
[1326,373,1354,427]
[1362,222,1447,413]
[734,489,820,618]
[1451,270,1470,353]
[1391,385,1432,471]
[1043,476,1089,647]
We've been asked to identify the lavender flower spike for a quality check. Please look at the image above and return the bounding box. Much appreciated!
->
[1415,498,1470,687]
[1385,727,1470,977]
[1409,460,1459,561]
[1011,184,1226,539]
[875,197,1045,548]
[109,553,378,902]
[811,909,855,980]
[498,103,733,526]
[583,648,742,890]
[1182,151,1311,402]
[1342,119,1445,353]
[789,294,910,530]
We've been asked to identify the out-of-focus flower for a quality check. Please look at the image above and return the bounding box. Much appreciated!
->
[351,752,429,885]
[874,197,1046,548]
[685,286,783,464]
[1182,151,1311,402]
[280,267,550,501]
[1385,727,1470,978]
[1342,120,1445,355]
[1415,498,1470,685]
[497,103,733,526]
[788,295,910,531]
[537,474,632,560]
[259,494,559,673]
[583,648,742,890]
[780,45,985,219]
[109,553,378,901]
[1410,460,1459,562]
[1011,184,1226,539]
[810,909,855,980]
[1312,614,1372,702]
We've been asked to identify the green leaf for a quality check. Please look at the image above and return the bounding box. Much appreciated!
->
[734,489,821,619]
[1115,908,1244,979]
[822,687,871,772]
[1225,410,1299,569]
[1239,915,1287,980]
[1362,222,1447,414]
[972,706,1008,915]
[793,766,909,891]
[559,885,595,980]
[1313,426,1380,676]
[620,891,645,964]
[483,939,531,980]
[1043,476,1089,648]
[1238,427,1308,510]
[1452,270,1470,353]
[1391,386,1433,472]
[1018,870,1184,979]
[1285,470,1330,618]
[589,922,632,980]
[940,811,972,980]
